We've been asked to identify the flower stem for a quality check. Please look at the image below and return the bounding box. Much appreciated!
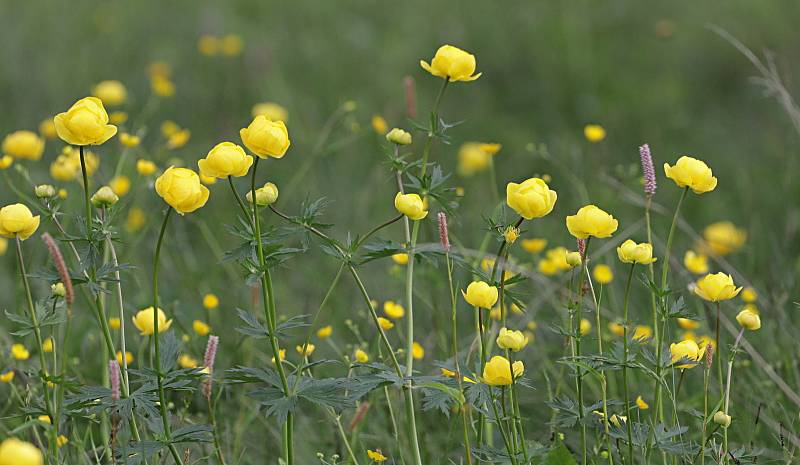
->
[621,263,636,465]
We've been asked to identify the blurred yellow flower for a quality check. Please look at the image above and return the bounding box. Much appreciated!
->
[463,281,499,309]
[126,207,146,232]
[116,351,134,365]
[132,307,173,335]
[109,111,128,125]
[39,118,57,139]
[482,355,523,386]
[198,35,220,56]
[670,339,701,368]
[701,221,746,256]
[240,116,291,159]
[252,102,288,122]
[617,239,657,264]
[54,97,117,146]
[151,75,176,97]
[119,132,140,148]
[420,45,481,82]
[198,142,254,179]
[592,264,614,285]
[633,325,653,341]
[0,204,40,241]
[741,287,757,303]
[636,396,649,409]
[521,238,547,253]
[0,238,6,255]
[203,293,219,310]
[56,436,68,448]
[136,159,157,176]
[0,371,14,383]
[193,320,211,336]
[92,80,127,107]
[694,273,742,302]
[42,338,54,353]
[378,317,394,330]
[317,325,333,339]
[354,348,369,363]
[566,205,618,239]
[579,318,592,336]
[2,130,44,160]
[394,192,428,220]
[412,342,425,359]
[663,156,717,194]
[683,250,709,274]
[179,354,199,369]
[496,327,529,352]
[11,344,29,360]
[109,175,131,196]
[371,115,388,135]
[367,449,387,463]
[583,124,606,143]
[296,343,315,356]
[383,301,405,319]
[457,142,491,176]
[0,437,43,465]
[221,34,244,56]
[109,317,121,330]
[155,167,210,214]
[0,155,13,169]
[676,318,699,330]
[608,322,625,337]
[167,129,191,149]
[391,253,409,265]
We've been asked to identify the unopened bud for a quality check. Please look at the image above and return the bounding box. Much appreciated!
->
[35,184,56,198]
[51,283,66,297]
[91,186,119,207]
[713,411,731,427]
[386,128,412,145]
[246,182,278,206]
[566,251,582,268]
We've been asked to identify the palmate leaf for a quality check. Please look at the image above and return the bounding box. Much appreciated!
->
[235,309,309,339]
[358,239,405,264]
[419,380,464,416]
[171,424,213,444]
[116,440,165,465]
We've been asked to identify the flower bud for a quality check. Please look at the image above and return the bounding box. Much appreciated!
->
[713,411,731,427]
[35,184,56,199]
[246,182,279,206]
[503,226,519,245]
[91,186,119,207]
[566,251,582,268]
[386,128,412,145]
[51,283,66,297]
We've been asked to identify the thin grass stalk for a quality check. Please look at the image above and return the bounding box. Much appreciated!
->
[621,264,636,465]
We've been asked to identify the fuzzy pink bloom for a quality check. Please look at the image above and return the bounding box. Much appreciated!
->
[437,212,450,253]
[576,238,586,258]
[639,143,657,197]
[404,76,417,119]
[41,232,74,305]
[109,359,121,401]
[202,335,219,400]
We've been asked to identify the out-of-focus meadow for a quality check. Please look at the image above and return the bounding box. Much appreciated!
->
[2,1,800,464]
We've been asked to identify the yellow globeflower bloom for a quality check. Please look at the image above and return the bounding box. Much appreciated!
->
[109,317,121,330]
[39,118,57,139]
[198,35,220,55]
[583,124,606,143]
[155,167,210,214]
[457,142,491,176]
[579,318,592,336]
[54,97,117,146]
[412,342,425,359]
[116,351,134,365]
[676,318,699,330]
[383,301,405,319]
[0,437,44,465]
[151,75,176,97]
[221,34,244,56]
[683,250,709,274]
[636,396,649,409]
[240,116,290,159]
[167,129,191,149]
[11,344,29,360]
[391,253,409,265]
[736,307,761,331]
[670,339,702,369]
[616,239,657,265]
[694,273,742,302]
[317,325,333,339]
[506,178,557,220]
[126,207,146,232]
[109,175,131,196]
[482,355,523,386]
[296,344,316,356]
[132,307,173,335]
[371,115,388,135]
[92,80,127,107]
[42,338,54,353]
[521,238,547,254]
[566,205,618,239]
[633,325,653,342]
[394,192,428,220]
[496,327,529,352]
[246,182,279,206]
[109,111,128,125]
[0,155,13,169]
[161,120,180,138]
[354,348,369,363]
[420,45,481,82]
[663,156,717,194]
[377,317,394,330]
[463,281,499,309]
[592,264,614,285]
[2,131,45,160]
[252,102,289,122]
[608,322,625,337]
[56,436,68,448]
[270,349,286,364]
[193,320,211,336]
[136,159,158,176]
[179,354,199,369]
[538,258,559,276]
[0,371,14,383]
[701,221,746,256]
[367,449,387,463]
[203,293,219,310]
[119,132,141,148]
[198,142,254,179]
[0,204,40,240]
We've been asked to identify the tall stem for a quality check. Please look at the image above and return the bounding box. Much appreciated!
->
[621,264,636,465]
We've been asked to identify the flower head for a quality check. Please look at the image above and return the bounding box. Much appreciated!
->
[701,221,746,256]
[92,80,127,107]
[54,97,117,146]
[386,128,412,145]
[566,205,618,239]
[252,102,288,122]
[482,355,524,386]
[420,45,481,82]
[592,264,614,284]
[0,204,40,240]
[240,116,290,159]
[616,239,657,265]
[11,344,29,360]
[367,449,387,463]
[639,143,657,197]
[193,320,211,336]
[663,156,717,194]
[2,131,45,160]
[584,124,606,143]
[506,178,557,220]
[155,167,210,214]
[383,301,405,319]
[684,250,709,274]
[317,326,333,339]
[462,281,499,309]
[670,339,702,369]
[132,307,173,335]
[496,327,529,352]
[0,438,43,465]
[394,192,428,220]
[198,142,254,178]
[736,306,761,331]
[694,273,742,302]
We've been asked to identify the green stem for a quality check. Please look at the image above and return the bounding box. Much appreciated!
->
[622,264,636,465]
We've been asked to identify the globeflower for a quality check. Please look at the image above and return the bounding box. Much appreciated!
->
[251,102,288,122]
[54,97,117,146]
[496,327,529,352]
[383,301,405,319]
[482,355,524,386]
[386,128,412,145]
[683,250,709,274]
[736,306,761,331]
[92,80,127,107]
[521,238,547,253]
[394,192,428,220]
[132,307,173,335]
[11,344,29,360]
[420,44,481,82]
[317,326,333,339]
[0,204,40,240]
[506,178,557,220]
[457,142,491,176]
[198,142,254,179]
[203,293,219,310]
[701,221,746,256]
[566,205,618,239]
[462,281,499,309]
[246,182,279,206]
[2,131,45,160]
[155,167,210,214]
[0,437,43,465]
[136,159,158,176]
[663,156,717,194]
[583,124,606,143]
[240,116,290,159]
[694,272,742,302]
[193,320,211,336]
[616,239,657,264]
[592,264,614,284]
[670,339,702,368]
[378,317,394,330]
[119,132,140,148]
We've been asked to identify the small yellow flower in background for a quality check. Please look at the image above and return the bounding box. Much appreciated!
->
[0,371,14,383]
[179,354,199,369]
[126,207,146,232]
[694,272,742,302]
[583,124,606,143]
[684,250,709,274]
[566,205,618,239]
[670,339,702,368]
[633,325,653,341]
[116,351,134,365]
[203,293,219,310]
[367,449,387,463]
[221,34,244,56]
[457,142,491,176]
[42,338,54,353]
[479,143,502,155]
[538,257,559,276]
[713,411,731,428]
[155,167,210,214]
[392,253,409,265]
[11,344,29,360]
[521,238,547,254]
[383,301,405,319]
[317,325,333,339]
[91,186,119,208]
[371,115,388,135]
[354,348,369,363]
[676,318,699,330]
[269,349,286,364]
[109,111,128,125]
[617,239,657,264]
[0,204,41,241]
[608,322,625,337]
[506,178,558,220]
[0,155,13,169]
[636,396,649,409]
[539,247,572,274]
[0,437,44,465]
[161,120,180,138]
[132,307,173,335]
[296,343,316,356]
[246,182,279,206]
[420,44,481,82]
[167,129,191,149]
[109,175,131,196]
[151,75,176,97]
[120,132,140,148]
[565,251,582,268]
[503,226,520,244]
[56,436,68,448]
[136,159,157,176]
[463,281,499,309]
[57,188,67,199]
[240,116,291,159]
[386,128,412,145]
[252,102,289,122]
[2,130,45,160]
[663,156,717,194]
[441,368,456,377]
[37,415,51,424]
[741,287,757,303]
[496,327,529,352]
[482,355,524,386]
[579,318,592,336]
[412,342,425,359]
[592,264,614,285]
[0,238,7,255]
[736,306,761,331]
[198,34,220,55]
[394,192,428,220]
[378,317,394,331]
[488,306,501,320]
[109,317,121,330]
[54,97,117,146]
[92,80,127,107]
[39,118,57,139]
[198,142,254,179]
[193,320,211,336]
[701,221,746,256]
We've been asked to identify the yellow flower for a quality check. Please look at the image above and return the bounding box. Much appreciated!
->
[608,322,625,337]
[482,355,524,386]
[579,318,592,336]
[378,317,394,330]
[740,287,757,303]
[386,128,412,145]
[179,354,199,369]
[126,207,146,232]
[240,116,290,159]
[457,142,491,176]
[479,143,502,155]
[109,317,121,330]
[136,159,158,176]
[566,205,618,239]
[252,102,289,122]
[198,142,254,179]
[296,343,316,356]
[132,307,173,335]
[538,257,559,276]
[198,35,220,55]
[683,250,709,274]
[203,293,219,310]
[663,156,717,194]
[37,415,51,424]
[506,178,557,220]
[636,396,649,409]
[463,281,499,309]
[193,320,211,336]
[161,121,180,138]
[670,339,702,369]
[11,344,29,360]
[394,192,428,220]
[583,124,606,143]
[109,111,128,125]
[0,155,13,169]
[713,411,731,428]
[2,131,45,160]
[633,325,653,341]
[155,167,210,214]
[0,204,40,240]
[565,251,582,268]
[592,264,614,285]
[246,182,279,206]
[371,115,388,135]
[151,75,176,97]
[391,253,409,265]
[317,325,333,339]
[696,335,716,355]
[412,342,425,360]
[367,449,387,463]
[109,175,131,196]
[521,238,547,253]
[0,437,44,465]
[694,272,742,302]
[736,307,761,331]
[503,226,519,244]
[354,348,369,363]
[383,301,405,319]
[92,80,127,107]
[617,239,657,265]
[90,186,118,208]
[271,349,286,364]
[119,132,140,148]
[677,318,699,330]
[420,45,481,82]
[39,119,57,139]
[221,34,244,56]
[200,174,216,185]
[54,97,117,146]
[496,327,529,352]
[0,371,14,383]
[58,189,67,199]
[167,129,191,149]
[56,436,68,448]
[42,338,54,353]
[701,221,746,256]
[116,351,134,365]
[441,368,456,377]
